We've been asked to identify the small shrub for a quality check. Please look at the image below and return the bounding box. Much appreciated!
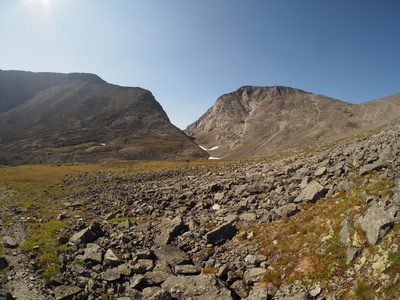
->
[354,280,372,300]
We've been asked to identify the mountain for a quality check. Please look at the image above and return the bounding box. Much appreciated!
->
[185,86,400,158]
[0,70,207,165]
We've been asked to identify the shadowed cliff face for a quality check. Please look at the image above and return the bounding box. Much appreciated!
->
[185,86,400,158]
[0,70,207,165]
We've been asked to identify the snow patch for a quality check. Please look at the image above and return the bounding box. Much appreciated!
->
[209,156,220,160]
[200,145,219,151]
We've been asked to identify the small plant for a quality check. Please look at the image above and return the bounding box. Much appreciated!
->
[262,272,282,287]
[354,280,372,300]
[201,267,219,275]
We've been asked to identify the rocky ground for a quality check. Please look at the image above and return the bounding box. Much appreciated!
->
[2,123,400,299]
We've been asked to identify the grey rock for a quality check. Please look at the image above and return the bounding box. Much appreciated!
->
[154,216,185,245]
[359,160,389,176]
[69,227,96,246]
[0,289,12,300]
[104,249,124,266]
[339,217,354,245]
[205,221,238,245]
[131,259,154,274]
[357,206,394,245]
[142,271,169,286]
[101,268,121,282]
[142,286,172,300]
[162,274,233,299]
[243,268,267,285]
[230,279,249,298]
[54,285,82,300]
[174,264,201,275]
[273,203,298,218]
[244,287,271,300]
[346,247,363,264]
[153,245,191,268]
[294,181,327,204]
[0,257,8,269]
[83,243,103,265]
[3,237,18,249]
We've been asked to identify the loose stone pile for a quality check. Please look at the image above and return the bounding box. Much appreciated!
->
[2,123,400,299]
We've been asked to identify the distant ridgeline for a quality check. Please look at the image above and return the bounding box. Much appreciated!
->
[0,70,207,165]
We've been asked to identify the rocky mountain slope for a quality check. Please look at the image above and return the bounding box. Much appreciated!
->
[185,86,400,159]
[2,121,400,299]
[0,70,207,165]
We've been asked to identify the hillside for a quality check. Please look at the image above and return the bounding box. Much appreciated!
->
[185,86,400,158]
[0,70,207,165]
[1,121,400,299]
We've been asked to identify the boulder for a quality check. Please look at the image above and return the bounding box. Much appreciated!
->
[161,275,233,299]
[339,217,354,245]
[69,227,96,246]
[205,221,238,245]
[82,243,103,265]
[153,245,191,268]
[0,257,8,269]
[154,216,185,245]
[3,237,18,249]
[101,268,121,282]
[346,247,363,264]
[104,249,124,266]
[357,206,394,245]
[273,203,298,218]
[54,285,82,300]
[294,181,327,204]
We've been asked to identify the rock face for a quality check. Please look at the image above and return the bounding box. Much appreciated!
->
[0,70,207,165]
[185,85,400,158]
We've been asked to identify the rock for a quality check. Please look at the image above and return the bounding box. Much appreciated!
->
[57,212,67,220]
[83,243,103,265]
[314,167,327,177]
[230,280,249,298]
[3,237,18,249]
[357,206,394,245]
[346,247,363,264]
[154,216,185,245]
[153,245,191,268]
[309,284,322,298]
[0,288,12,300]
[205,221,238,245]
[104,249,124,266]
[162,274,233,299]
[273,203,298,218]
[359,160,389,176]
[58,236,69,245]
[142,286,172,300]
[294,181,327,204]
[101,268,121,282]
[174,264,201,275]
[244,268,267,285]
[142,271,169,286]
[244,287,271,300]
[131,259,154,274]
[88,221,104,238]
[69,227,96,246]
[339,217,354,245]
[54,285,82,300]
[0,257,8,269]
[245,255,258,267]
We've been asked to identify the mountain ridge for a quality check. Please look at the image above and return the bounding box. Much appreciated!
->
[0,70,207,165]
[185,85,400,158]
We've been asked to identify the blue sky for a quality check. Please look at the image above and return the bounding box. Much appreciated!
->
[1,0,399,129]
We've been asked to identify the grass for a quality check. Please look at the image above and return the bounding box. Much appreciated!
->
[240,170,399,298]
